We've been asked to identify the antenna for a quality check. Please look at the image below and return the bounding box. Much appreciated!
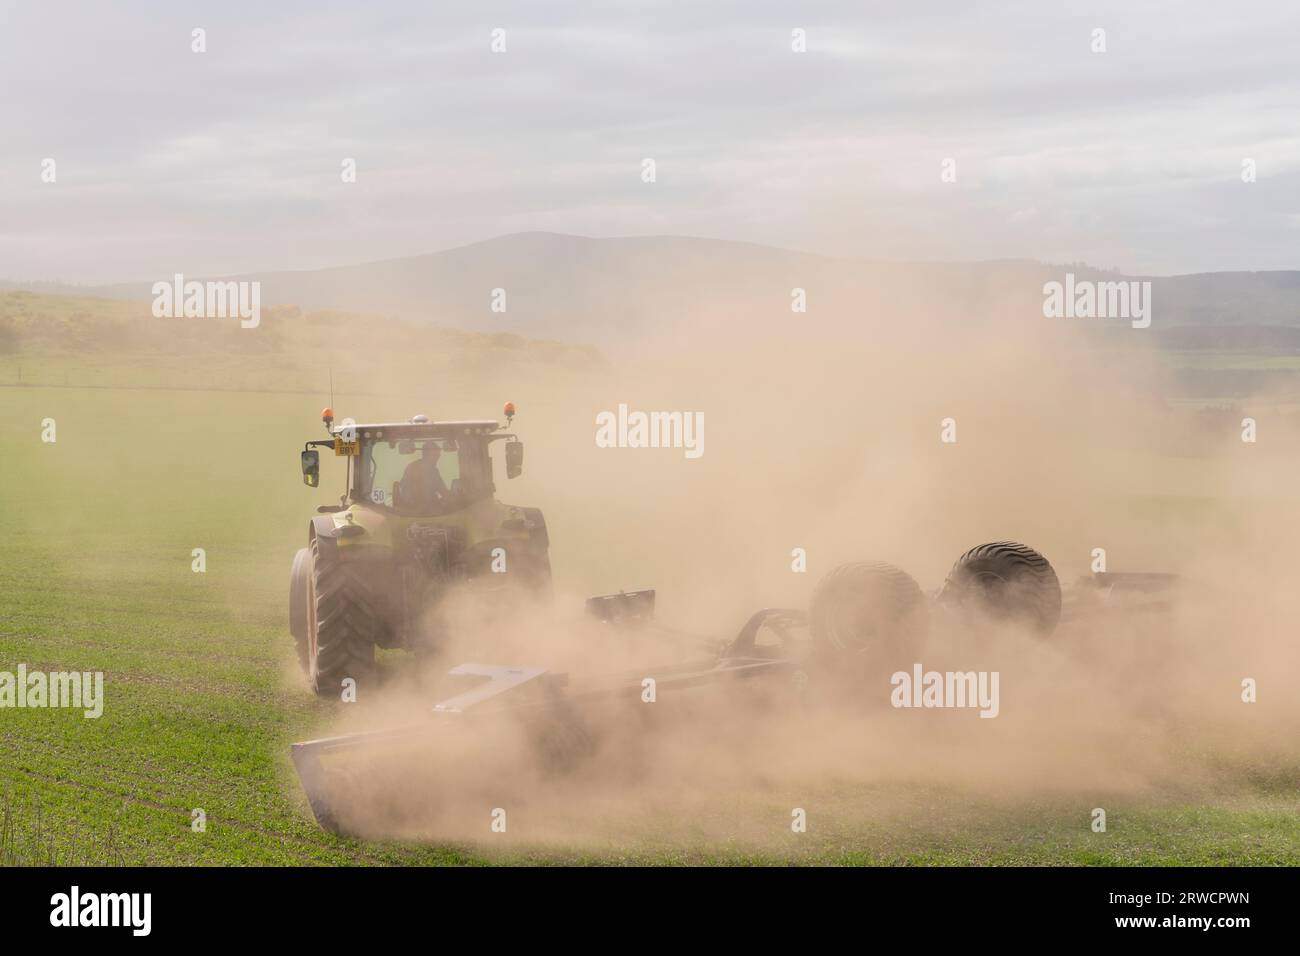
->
[329,367,335,412]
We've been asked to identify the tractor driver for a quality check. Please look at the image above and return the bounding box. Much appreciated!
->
[398,442,450,511]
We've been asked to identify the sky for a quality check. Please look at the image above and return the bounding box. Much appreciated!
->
[1,0,1298,282]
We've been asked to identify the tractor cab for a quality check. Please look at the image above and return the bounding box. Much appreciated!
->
[301,409,524,517]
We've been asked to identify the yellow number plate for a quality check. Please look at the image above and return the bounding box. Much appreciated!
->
[334,439,360,457]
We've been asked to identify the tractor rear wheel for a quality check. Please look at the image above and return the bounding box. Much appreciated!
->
[518,508,553,603]
[518,549,553,602]
[809,561,927,653]
[289,547,311,672]
[307,535,379,697]
[939,541,1061,635]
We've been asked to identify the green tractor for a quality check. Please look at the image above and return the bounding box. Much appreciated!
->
[289,405,551,696]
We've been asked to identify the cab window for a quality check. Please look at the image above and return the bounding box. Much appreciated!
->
[362,438,461,512]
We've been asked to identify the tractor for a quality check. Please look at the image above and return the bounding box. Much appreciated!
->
[284,409,1180,832]
[288,405,551,696]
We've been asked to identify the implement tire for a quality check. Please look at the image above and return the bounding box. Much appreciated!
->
[939,541,1062,636]
[809,561,927,654]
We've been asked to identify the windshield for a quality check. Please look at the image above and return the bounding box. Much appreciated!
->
[361,437,465,514]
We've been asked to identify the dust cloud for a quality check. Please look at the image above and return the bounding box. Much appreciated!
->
[298,283,1300,852]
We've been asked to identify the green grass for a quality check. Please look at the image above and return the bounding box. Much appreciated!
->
[1161,350,1300,371]
[0,292,1297,866]
[1,382,1296,866]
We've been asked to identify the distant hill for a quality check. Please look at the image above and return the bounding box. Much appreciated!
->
[0,290,604,396]
[5,233,1300,349]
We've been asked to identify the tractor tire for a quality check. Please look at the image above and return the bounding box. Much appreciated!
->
[289,547,311,672]
[939,541,1061,636]
[307,534,380,698]
[520,508,553,604]
[521,550,554,603]
[809,561,927,653]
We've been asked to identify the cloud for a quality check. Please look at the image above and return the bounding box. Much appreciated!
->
[0,0,1297,281]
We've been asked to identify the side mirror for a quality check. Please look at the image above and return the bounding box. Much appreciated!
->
[301,449,320,487]
[505,441,523,479]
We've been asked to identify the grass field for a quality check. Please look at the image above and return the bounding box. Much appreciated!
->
[1,296,1298,866]
[1,382,1296,866]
